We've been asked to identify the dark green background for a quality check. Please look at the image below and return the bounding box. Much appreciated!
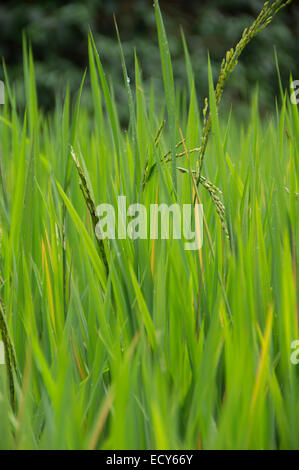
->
[0,0,298,119]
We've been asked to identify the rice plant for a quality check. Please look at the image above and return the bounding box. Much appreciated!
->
[0,0,298,450]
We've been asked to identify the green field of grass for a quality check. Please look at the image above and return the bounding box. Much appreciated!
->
[0,0,298,450]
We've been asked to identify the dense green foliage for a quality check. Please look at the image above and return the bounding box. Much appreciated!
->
[0,0,298,450]
[0,0,298,118]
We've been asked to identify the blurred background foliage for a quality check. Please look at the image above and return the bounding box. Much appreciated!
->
[0,0,298,122]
